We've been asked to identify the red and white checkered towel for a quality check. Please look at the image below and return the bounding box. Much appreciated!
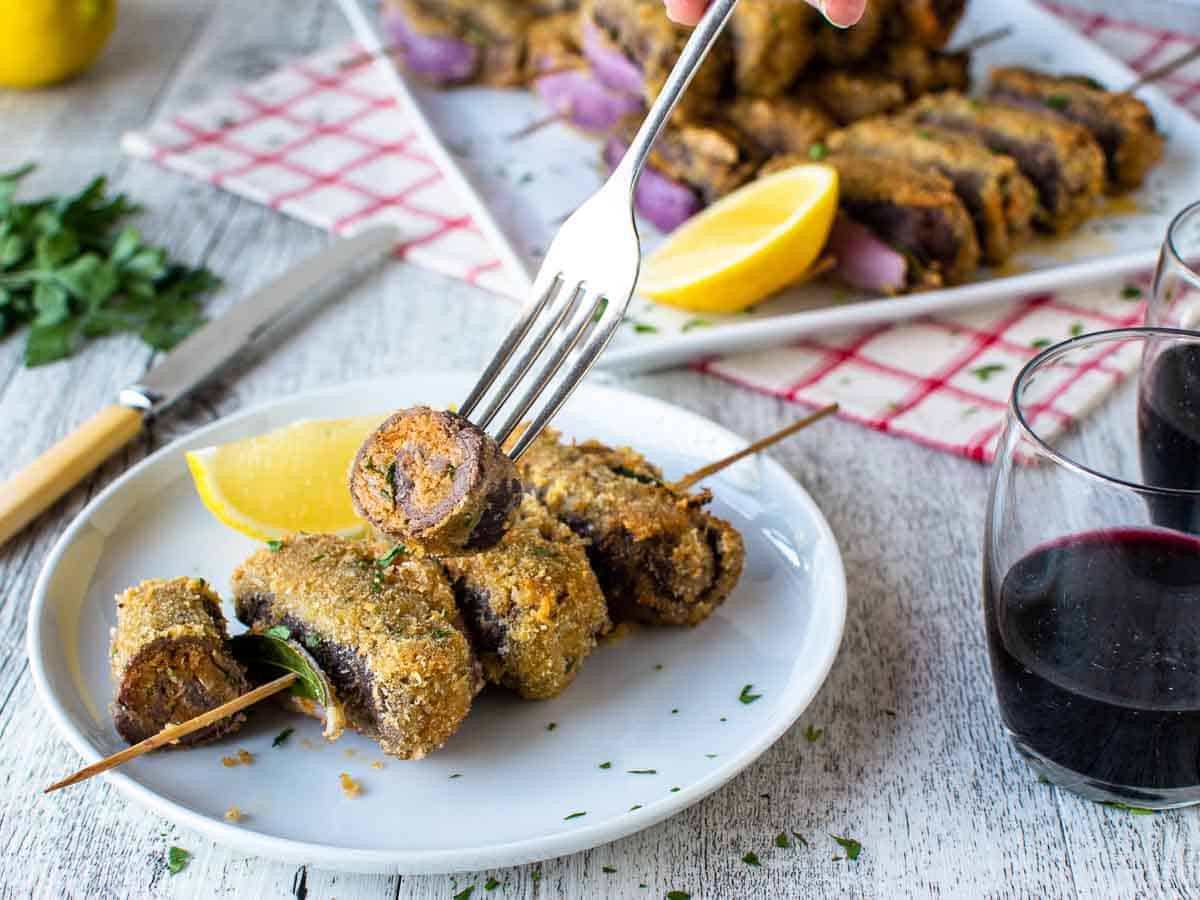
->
[122,2,1200,462]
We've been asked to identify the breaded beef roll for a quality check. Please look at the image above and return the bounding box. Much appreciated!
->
[728,0,818,96]
[725,95,834,157]
[233,534,482,759]
[350,406,523,557]
[439,496,611,699]
[513,428,744,627]
[110,577,249,746]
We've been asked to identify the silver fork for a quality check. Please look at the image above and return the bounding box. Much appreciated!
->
[460,0,740,460]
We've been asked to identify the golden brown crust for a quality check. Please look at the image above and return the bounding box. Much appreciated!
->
[232,534,482,759]
[725,95,834,158]
[728,0,818,97]
[350,406,522,557]
[110,578,248,746]
[440,495,611,699]
[512,428,745,626]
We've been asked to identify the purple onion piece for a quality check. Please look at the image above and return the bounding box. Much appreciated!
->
[581,20,644,96]
[827,214,909,294]
[534,69,645,133]
[382,8,478,85]
[604,136,701,232]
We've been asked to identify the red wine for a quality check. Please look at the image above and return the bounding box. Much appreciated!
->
[985,528,1200,796]
[1138,343,1200,531]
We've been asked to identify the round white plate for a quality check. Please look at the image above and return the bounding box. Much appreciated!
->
[27,374,846,874]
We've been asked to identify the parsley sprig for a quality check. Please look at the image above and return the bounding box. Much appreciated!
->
[0,164,219,366]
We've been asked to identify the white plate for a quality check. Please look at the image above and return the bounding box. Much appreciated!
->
[354,0,1197,372]
[27,374,846,874]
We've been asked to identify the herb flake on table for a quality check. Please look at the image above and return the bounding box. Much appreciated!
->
[272,727,294,747]
[623,317,658,334]
[485,877,501,890]
[1031,338,1052,350]
[453,888,475,900]
[165,846,191,875]
[1070,322,1085,337]
[681,318,713,332]
[0,164,220,366]
[666,892,691,900]
[546,722,557,731]
[599,761,612,769]
[830,834,862,861]
[1121,284,1143,299]
[804,723,824,742]
[970,363,1006,382]
[742,851,761,866]
[627,769,657,775]
[531,868,541,882]
[602,865,617,873]
[564,811,587,820]
[739,684,762,704]
[1101,800,1155,815]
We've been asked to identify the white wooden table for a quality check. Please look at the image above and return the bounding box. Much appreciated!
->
[2,1,1198,896]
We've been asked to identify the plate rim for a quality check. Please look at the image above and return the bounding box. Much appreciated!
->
[26,374,847,873]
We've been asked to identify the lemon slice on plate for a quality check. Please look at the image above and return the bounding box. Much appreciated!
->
[637,163,838,314]
[185,416,384,541]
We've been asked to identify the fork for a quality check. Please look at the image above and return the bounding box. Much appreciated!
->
[459,0,740,460]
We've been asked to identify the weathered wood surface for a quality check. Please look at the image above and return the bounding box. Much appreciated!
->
[1,1,1198,897]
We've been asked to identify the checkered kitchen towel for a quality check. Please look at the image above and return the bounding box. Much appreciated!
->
[122,2,1200,462]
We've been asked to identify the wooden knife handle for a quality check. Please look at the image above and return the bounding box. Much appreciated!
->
[0,404,144,547]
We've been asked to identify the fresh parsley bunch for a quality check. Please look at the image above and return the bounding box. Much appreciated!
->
[0,163,219,366]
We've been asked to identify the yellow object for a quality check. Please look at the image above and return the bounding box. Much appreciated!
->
[638,164,839,314]
[186,416,385,541]
[0,0,118,89]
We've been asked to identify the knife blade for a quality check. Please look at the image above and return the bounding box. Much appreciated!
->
[120,224,400,414]
[0,225,400,547]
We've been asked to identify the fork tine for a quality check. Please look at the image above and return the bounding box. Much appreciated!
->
[492,291,608,445]
[460,273,562,420]
[473,278,587,429]
[500,295,625,459]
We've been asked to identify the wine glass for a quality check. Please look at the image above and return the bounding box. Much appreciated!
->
[984,327,1200,809]
[1147,200,1200,330]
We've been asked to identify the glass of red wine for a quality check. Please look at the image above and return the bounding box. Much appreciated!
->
[985,328,1200,809]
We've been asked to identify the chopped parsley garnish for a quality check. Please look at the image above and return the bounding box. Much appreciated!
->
[667,892,691,900]
[681,317,713,332]
[774,832,791,849]
[166,846,191,875]
[563,811,587,820]
[449,773,462,779]
[613,465,661,485]
[808,142,827,161]
[1046,94,1071,110]
[602,865,617,873]
[671,708,679,715]
[430,628,452,640]
[485,877,501,890]
[1069,322,1085,337]
[531,868,541,882]
[303,633,321,650]
[529,545,557,558]
[793,832,809,847]
[546,722,557,731]
[629,804,643,811]
[310,554,326,563]
[266,540,283,552]
[705,753,717,759]
[599,761,612,769]
[272,727,294,747]
[376,544,405,567]
[1121,284,1143,299]
[969,363,1006,382]
[1031,337,1052,350]
[264,625,291,640]
[629,320,657,334]
[803,724,824,742]
[453,888,474,900]
[830,834,862,861]
[670,787,680,793]
[654,664,663,671]
[739,684,762,705]
[592,297,609,323]
[627,769,657,775]
[741,851,761,866]
[1102,800,1155,815]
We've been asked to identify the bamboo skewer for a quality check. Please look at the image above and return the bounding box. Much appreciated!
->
[951,25,1014,54]
[673,403,838,492]
[1123,45,1200,94]
[44,673,298,794]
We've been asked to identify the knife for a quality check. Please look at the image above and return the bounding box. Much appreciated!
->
[0,225,400,547]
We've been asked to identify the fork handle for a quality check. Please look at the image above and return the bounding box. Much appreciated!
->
[610,0,740,189]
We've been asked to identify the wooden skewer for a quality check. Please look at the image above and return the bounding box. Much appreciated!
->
[507,112,568,142]
[44,673,297,794]
[950,25,1014,54]
[673,403,838,492]
[1123,45,1200,94]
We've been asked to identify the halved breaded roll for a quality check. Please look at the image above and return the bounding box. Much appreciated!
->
[110,577,249,746]
[233,534,482,760]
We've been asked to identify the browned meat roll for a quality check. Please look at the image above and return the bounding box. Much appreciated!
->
[110,577,249,746]
[233,534,482,760]
[806,70,909,125]
[728,0,818,97]
[724,95,834,157]
[988,66,1165,192]
[439,496,611,699]
[350,406,523,557]
[513,428,744,627]
[906,92,1107,234]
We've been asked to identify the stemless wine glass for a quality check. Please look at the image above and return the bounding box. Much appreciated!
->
[1147,201,1200,330]
[984,327,1200,809]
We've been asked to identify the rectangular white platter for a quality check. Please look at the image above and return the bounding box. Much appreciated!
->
[356,0,1198,373]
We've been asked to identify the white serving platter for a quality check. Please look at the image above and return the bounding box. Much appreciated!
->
[354,0,1196,372]
[27,373,846,874]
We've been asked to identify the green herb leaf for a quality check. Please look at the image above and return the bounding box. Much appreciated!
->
[1031,337,1052,350]
[667,892,691,900]
[599,761,612,769]
[264,625,291,640]
[739,684,762,704]
[303,633,321,649]
[453,888,475,900]
[546,722,557,731]
[803,723,824,742]
[808,142,828,161]
[627,769,657,775]
[166,846,191,875]
[485,877,501,890]
[229,632,332,706]
[24,320,77,366]
[272,727,294,747]
[681,317,713,332]
[969,363,1006,382]
[563,811,587,820]
[376,544,405,567]
[774,832,791,849]
[1101,801,1156,815]
[1121,284,1143,300]
[742,851,761,866]
[612,465,661,485]
[266,539,283,552]
[830,834,862,861]
[1069,322,1085,337]
[32,282,70,327]
[1046,94,1071,110]
[531,868,541,882]
[602,865,617,873]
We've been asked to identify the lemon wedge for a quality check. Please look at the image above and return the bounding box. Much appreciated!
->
[186,416,384,541]
[0,1,118,89]
[638,164,838,314]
